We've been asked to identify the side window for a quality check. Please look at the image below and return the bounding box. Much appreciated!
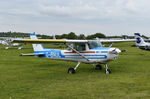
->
[75,43,86,51]
[67,43,73,51]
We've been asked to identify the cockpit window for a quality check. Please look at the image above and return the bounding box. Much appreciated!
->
[74,43,86,51]
[88,40,102,49]
[67,43,86,51]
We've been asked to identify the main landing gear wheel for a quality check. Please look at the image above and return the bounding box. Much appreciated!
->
[67,62,81,74]
[95,65,102,70]
[68,67,76,74]
[105,69,111,74]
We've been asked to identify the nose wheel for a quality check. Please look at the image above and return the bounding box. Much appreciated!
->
[105,64,111,74]
[106,69,111,74]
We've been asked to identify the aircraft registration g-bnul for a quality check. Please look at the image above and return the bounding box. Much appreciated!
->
[13,33,134,74]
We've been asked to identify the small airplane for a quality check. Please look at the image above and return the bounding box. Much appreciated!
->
[134,33,150,51]
[13,33,134,74]
[0,39,23,49]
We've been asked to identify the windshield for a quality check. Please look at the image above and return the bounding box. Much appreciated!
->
[88,40,102,49]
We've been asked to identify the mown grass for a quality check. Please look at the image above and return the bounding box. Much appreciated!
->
[0,42,150,99]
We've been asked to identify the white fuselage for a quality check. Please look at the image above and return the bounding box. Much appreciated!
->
[34,47,120,64]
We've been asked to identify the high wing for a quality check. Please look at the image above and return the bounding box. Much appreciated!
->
[12,39,88,43]
[12,38,135,44]
[99,39,135,43]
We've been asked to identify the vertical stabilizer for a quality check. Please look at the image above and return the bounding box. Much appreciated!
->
[134,33,146,46]
[30,33,44,51]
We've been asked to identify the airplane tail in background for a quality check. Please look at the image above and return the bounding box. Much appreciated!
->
[30,33,44,52]
[53,35,56,39]
[134,33,146,46]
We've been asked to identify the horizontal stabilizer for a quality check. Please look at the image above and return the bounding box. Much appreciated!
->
[20,53,44,56]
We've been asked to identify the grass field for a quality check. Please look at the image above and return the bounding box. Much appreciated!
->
[0,42,150,99]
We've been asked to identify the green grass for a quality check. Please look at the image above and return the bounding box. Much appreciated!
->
[0,42,150,99]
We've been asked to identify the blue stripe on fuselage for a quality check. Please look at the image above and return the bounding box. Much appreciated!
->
[64,55,106,56]
[65,56,107,59]
[96,51,109,53]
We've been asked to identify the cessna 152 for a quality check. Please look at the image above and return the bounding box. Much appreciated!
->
[134,33,150,51]
[13,33,134,74]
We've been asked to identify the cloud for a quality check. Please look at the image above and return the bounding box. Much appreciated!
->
[1,0,150,20]
[0,0,150,36]
[37,0,150,20]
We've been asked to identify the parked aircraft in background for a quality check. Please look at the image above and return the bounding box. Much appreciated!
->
[0,38,24,49]
[13,33,135,74]
[134,33,150,51]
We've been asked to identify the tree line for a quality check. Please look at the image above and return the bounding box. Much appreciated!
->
[0,31,135,39]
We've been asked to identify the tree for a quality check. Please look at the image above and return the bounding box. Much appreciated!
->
[61,34,68,39]
[78,34,85,39]
[86,33,106,39]
[67,32,77,39]
[94,33,106,38]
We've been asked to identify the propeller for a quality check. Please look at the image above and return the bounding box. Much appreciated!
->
[109,48,121,54]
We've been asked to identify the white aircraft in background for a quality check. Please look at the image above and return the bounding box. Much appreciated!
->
[0,39,23,49]
[13,33,134,74]
[134,33,150,51]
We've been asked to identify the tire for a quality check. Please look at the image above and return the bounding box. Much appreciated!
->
[105,69,111,74]
[95,65,102,70]
[68,67,76,74]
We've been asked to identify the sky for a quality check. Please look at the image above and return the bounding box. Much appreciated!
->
[0,0,150,36]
